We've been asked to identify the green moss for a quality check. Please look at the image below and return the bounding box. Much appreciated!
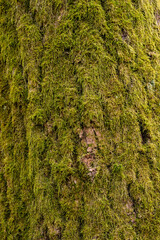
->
[0,0,160,239]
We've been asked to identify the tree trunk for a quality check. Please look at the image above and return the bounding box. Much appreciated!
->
[0,0,160,239]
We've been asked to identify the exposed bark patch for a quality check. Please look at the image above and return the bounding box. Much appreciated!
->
[81,153,95,168]
[55,8,66,28]
[155,12,160,26]
[79,127,102,178]
[44,121,53,135]
[125,199,136,223]
[126,184,137,224]
[122,29,129,42]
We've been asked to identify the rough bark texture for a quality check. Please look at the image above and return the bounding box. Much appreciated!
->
[0,0,160,239]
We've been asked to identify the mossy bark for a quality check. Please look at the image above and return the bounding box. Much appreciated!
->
[0,0,160,239]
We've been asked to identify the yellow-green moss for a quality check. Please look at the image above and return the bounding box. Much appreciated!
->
[0,0,160,239]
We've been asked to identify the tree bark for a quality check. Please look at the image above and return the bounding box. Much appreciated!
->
[0,0,160,239]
